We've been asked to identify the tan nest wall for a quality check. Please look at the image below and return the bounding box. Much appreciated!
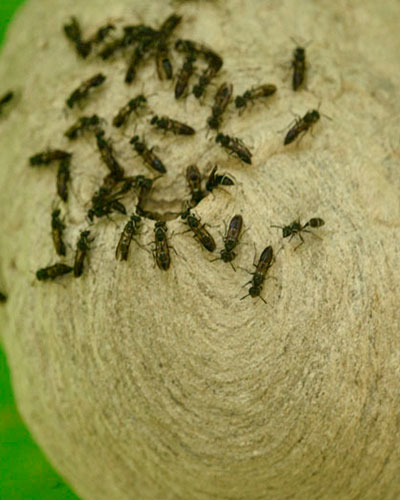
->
[0,0,400,499]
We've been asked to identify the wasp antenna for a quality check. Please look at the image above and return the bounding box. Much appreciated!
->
[209,257,220,263]
[290,36,300,46]
[322,111,333,121]
[290,36,312,48]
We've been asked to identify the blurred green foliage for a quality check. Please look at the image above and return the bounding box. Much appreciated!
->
[0,0,24,46]
[0,348,80,499]
[0,1,81,499]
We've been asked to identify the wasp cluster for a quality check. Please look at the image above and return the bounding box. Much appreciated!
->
[19,11,327,303]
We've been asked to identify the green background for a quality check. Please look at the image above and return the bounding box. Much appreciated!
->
[1,1,80,499]
[0,0,24,46]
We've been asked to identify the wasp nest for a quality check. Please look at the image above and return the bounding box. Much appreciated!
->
[0,0,400,499]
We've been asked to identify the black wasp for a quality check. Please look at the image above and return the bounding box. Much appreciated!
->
[125,41,150,83]
[101,172,133,192]
[134,175,160,216]
[63,17,92,58]
[271,217,325,250]
[235,84,277,113]
[156,39,173,80]
[205,165,234,193]
[51,209,67,256]
[90,24,115,45]
[174,55,196,99]
[291,43,306,91]
[29,149,72,201]
[155,15,181,79]
[116,213,142,261]
[56,157,70,202]
[64,19,115,58]
[159,13,182,38]
[36,263,73,281]
[88,194,125,221]
[241,245,274,304]
[130,136,167,174]
[150,115,195,135]
[186,165,204,206]
[125,32,159,84]
[112,95,147,127]
[98,28,129,60]
[95,130,125,180]
[214,214,243,270]
[74,230,94,277]
[88,176,133,221]
[64,115,100,139]
[193,53,223,99]
[175,39,221,65]
[29,149,71,166]
[283,109,322,145]
[99,24,154,60]
[215,133,252,165]
[175,39,223,98]
[175,38,207,55]
[0,292,7,303]
[153,221,172,271]
[0,90,13,114]
[181,209,216,252]
[134,175,153,209]
[207,82,233,130]
[66,73,106,109]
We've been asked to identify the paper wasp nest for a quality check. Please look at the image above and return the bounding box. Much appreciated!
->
[0,0,399,499]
